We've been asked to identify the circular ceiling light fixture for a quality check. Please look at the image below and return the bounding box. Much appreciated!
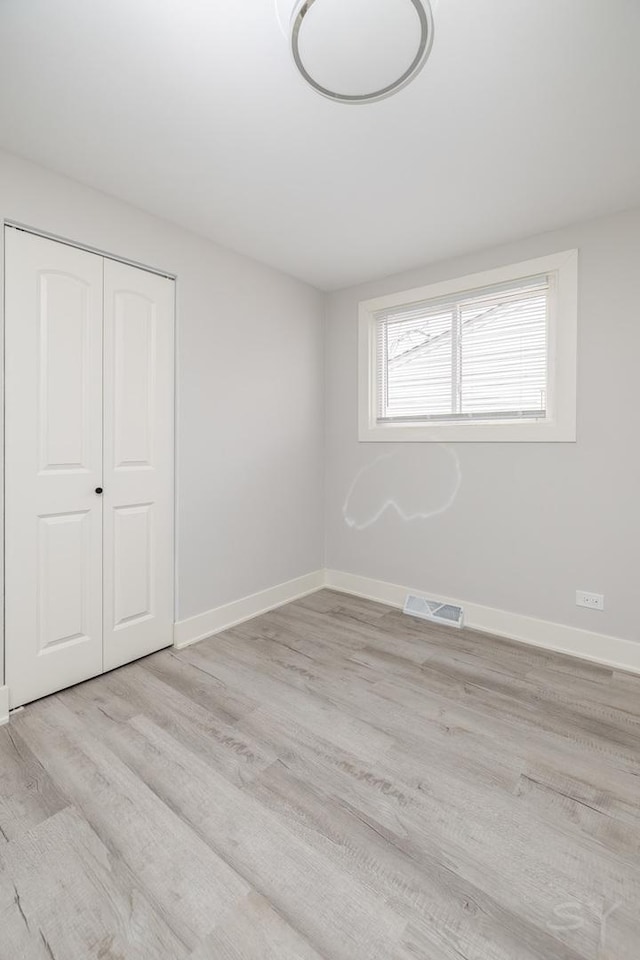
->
[290,0,434,104]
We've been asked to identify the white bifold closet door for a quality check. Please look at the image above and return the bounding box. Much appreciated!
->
[102,258,175,671]
[5,229,175,708]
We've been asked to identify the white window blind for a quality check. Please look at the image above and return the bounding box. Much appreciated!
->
[375,275,550,423]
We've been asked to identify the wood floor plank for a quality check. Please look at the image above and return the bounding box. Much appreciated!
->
[0,864,51,960]
[2,590,639,958]
[178,638,398,760]
[235,705,625,957]
[12,697,251,951]
[0,726,67,843]
[189,891,326,960]
[64,660,278,788]
[144,649,260,725]
[0,807,187,960]
[245,757,588,960]
[66,707,408,960]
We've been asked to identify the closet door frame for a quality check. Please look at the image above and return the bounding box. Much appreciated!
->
[1,221,177,711]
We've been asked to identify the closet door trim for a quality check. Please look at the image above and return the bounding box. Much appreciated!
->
[4,220,176,279]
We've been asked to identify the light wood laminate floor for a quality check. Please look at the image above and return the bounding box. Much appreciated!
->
[1,589,639,959]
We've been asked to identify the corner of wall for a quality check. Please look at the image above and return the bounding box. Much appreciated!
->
[173,570,325,649]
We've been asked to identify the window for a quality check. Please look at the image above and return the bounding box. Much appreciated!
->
[359,250,577,442]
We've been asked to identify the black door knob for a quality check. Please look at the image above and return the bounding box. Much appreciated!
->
[95,487,103,495]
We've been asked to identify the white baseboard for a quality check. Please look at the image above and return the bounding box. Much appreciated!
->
[325,569,640,676]
[0,686,9,726]
[172,567,640,676]
[173,570,325,649]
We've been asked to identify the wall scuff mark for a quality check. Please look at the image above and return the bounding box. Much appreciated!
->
[343,445,461,531]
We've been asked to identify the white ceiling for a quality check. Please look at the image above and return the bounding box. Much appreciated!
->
[0,0,638,290]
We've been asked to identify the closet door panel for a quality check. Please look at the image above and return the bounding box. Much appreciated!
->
[103,260,174,670]
[5,230,104,708]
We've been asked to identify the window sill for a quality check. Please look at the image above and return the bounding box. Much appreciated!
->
[358,418,576,443]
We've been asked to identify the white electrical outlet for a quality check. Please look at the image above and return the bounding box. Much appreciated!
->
[576,590,604,611]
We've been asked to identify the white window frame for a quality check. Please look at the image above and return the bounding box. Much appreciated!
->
[358,249,578,443]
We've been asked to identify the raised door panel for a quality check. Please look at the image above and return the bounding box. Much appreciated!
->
[113,291,156,469]
[103,259,174,671]
[5,230,103,708]
[37,511,93,652]
[39,273,93,473]
[113,503,153,628]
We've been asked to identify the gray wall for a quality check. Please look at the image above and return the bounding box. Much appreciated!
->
[0,149,324,688]
[325,207,640,643]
